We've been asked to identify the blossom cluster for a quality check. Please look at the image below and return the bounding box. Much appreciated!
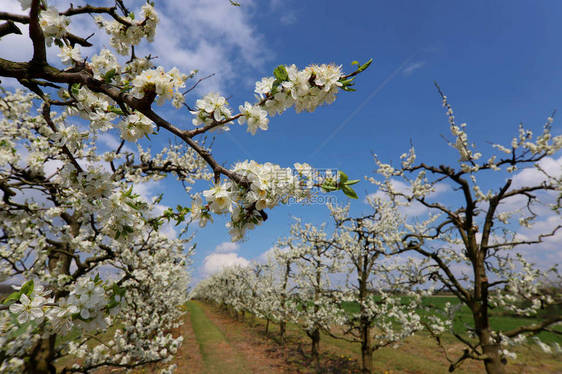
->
[193,161,321,241]
[65,84,119,132]
[58,45,81,65]
[131,66,188,108]
[39,7,70,45]
[118,111,155,142]
[95,4,159,55]
[257,64,343,115]
[238,101,269,135]
[2,278,117,349]
[190,63,345,135]
[0,86,195,373]
[191,93,233,129]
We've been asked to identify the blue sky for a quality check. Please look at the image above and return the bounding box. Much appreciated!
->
[144,0,561,282]
[2,0,560,282]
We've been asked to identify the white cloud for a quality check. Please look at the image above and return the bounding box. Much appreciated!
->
[256,245,289,263]
[280,12,297,25]
[96,133,134,154]
[200,240,249,276]
[402,61,425,76]
[365,179,450,217]
[215,241,240,253]
[496,156,561,217]
[0,0,73,87]
[514,214,562,268]
[0,0,270,94]
[203,252,249,275]
[149,0,271,93]
[257,246,276,262]
[510,155,561,190]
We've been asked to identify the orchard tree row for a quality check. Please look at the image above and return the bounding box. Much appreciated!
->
[0,0,367,373]
[0,0,560,374]
[193,100,562,374]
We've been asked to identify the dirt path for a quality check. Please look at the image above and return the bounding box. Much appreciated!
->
[186,301,290,374]
[113,301,296,374]
[187,301,249,373]
[172,303,204,373]
[105,301,562,374]
[195,302,361,374]
[195,302,290,373]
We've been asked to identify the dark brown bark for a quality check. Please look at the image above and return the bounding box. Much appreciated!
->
[279,261,291,345]
[279,321,286,345]
[358,250,373,373]
[482,341,506,374]
[309,328,320,371]
[474,279,506,374]
[360,323,373,374]
[25,335,56,374]
[0,21,21,37]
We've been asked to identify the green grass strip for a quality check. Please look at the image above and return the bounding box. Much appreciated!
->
[187,301,248,374]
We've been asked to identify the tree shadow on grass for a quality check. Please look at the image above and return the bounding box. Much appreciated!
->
[252,325,362,374]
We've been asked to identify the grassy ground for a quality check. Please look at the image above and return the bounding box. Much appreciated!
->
[341,295,562,344]
[187,301,249,373]
[58,299,562,373]
[204,301,562,374]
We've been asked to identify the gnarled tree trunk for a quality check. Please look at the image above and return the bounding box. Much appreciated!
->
[309,328,320,371]
[360,322,373,374]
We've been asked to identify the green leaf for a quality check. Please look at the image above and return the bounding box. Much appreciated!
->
[229,0,241,5]
[120,82,132,93]
[71,83,81,96]
[321,182,337,192]
[20,280,34,297]
[154,193,164,204]
[358,58,373,72]
[270,80,280,95]
[163,207,174,219]
[114,284,125,297]
[106,299,119,310]
[107,106,125,116]
[273,65,289,82]
[351,60,359,65]
[338,171,348,184]
[344,179,360,186]
[148,218,163,231]
[3,290,20,304]
[103,68,117,83]
[339,78,355,86]
[342,185,358,199]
